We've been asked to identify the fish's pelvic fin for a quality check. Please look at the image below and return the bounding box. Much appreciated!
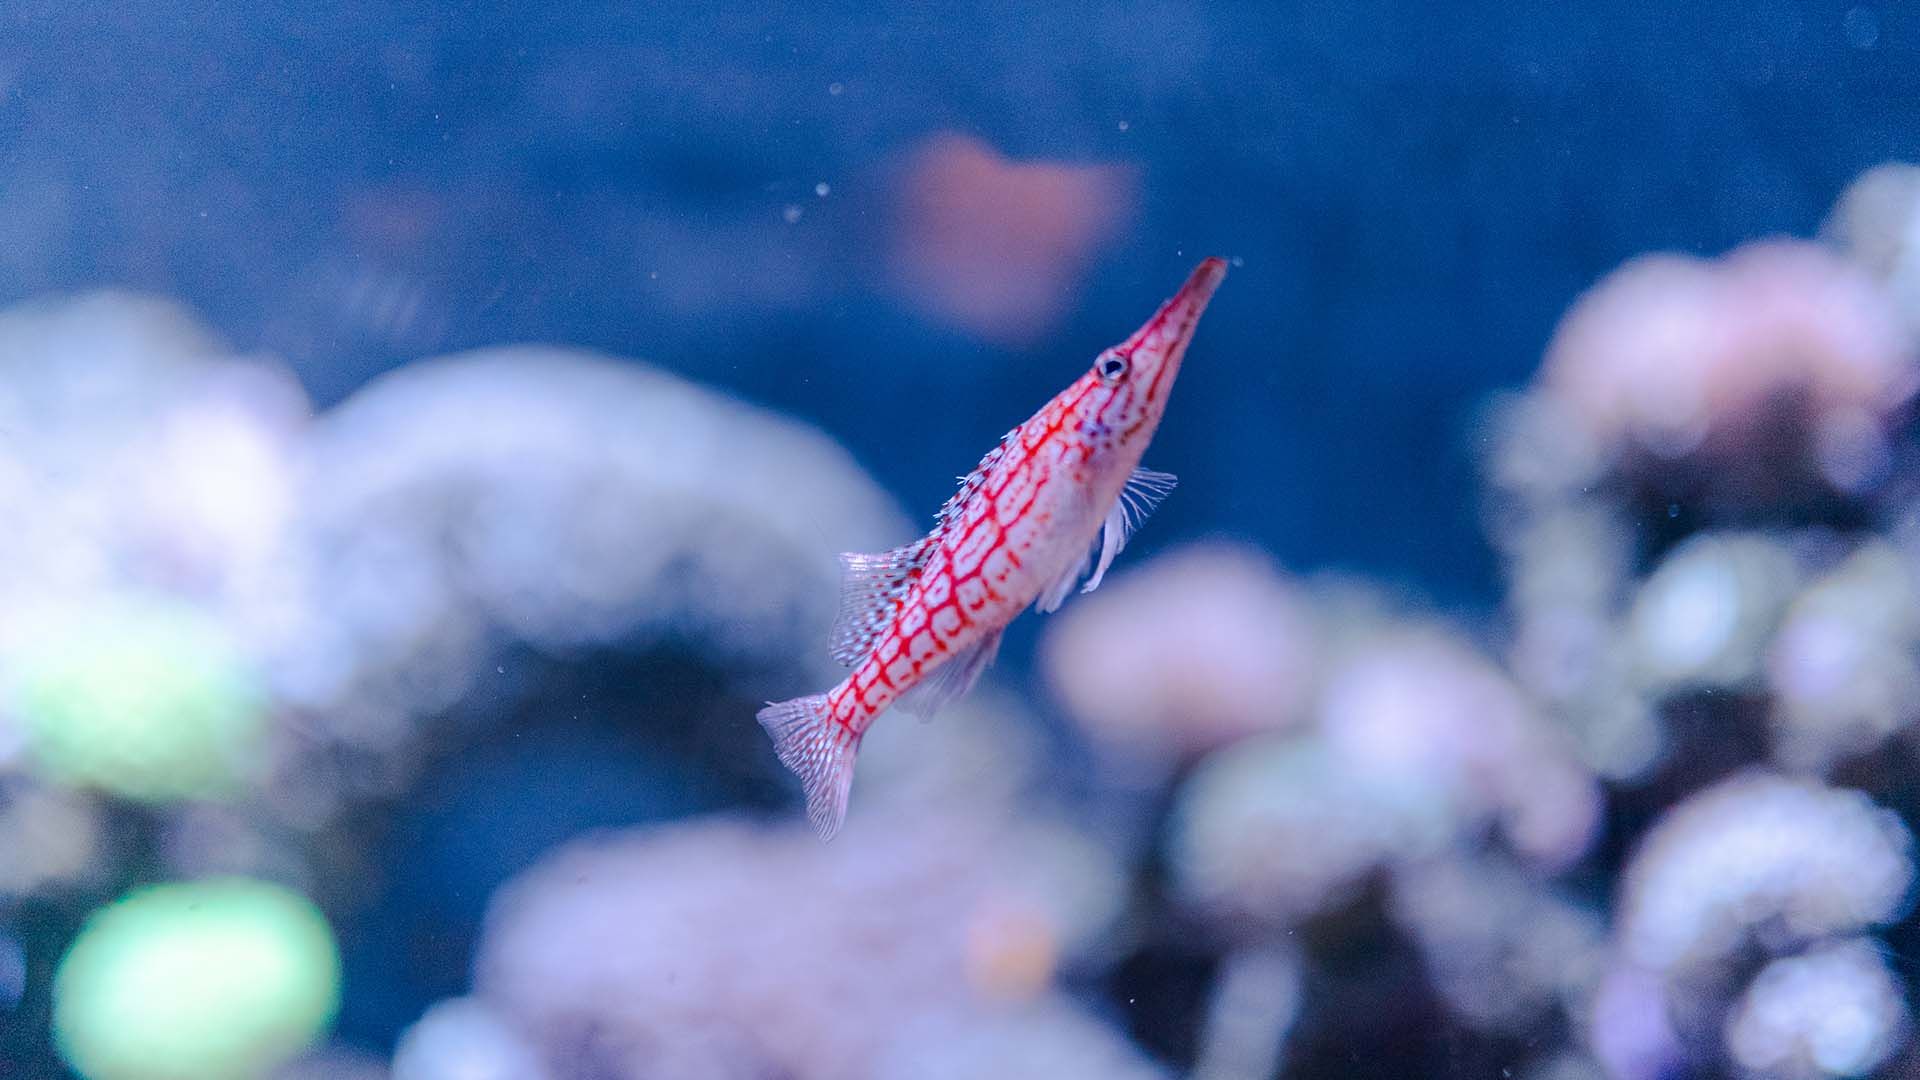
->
[1083,467,1177,594]
[830,537,936,666]
[897,628,1005,720]
[756,694,860,840]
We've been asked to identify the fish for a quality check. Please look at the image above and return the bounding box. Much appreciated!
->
[758,257,1229,838]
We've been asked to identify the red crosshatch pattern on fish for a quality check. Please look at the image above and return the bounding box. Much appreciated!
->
[757,259,1228,839]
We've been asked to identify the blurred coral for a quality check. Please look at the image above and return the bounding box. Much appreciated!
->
[0,782,102,896]
[273,1047,390,1080]
[53,878,342,1080]
[391,997,548,1080]
[1040,542,1316,765]
[1170,734,1388,929]
[1722,939,1907,1079]
[0,291,309,612]
[1317,628,1600,870]
[264,346,910,815]
[1625,532,1799,693]
[290,346,903,675]
[871,998,1169,1080]
[1388,855,1605,1033]
[472,813,1150,1080]
[1826,163,1920,343]
[1767,542,1920,769]
[1190,946,1302,1080]
[17,598,267,802]
[1538,242,1913,474]
[888,133,1136,345]
[15,148,1920,1080]
[1617,774,1911,976]
[1169,618,1599,933]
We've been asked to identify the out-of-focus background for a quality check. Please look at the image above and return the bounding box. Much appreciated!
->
[6,4,1920,1079]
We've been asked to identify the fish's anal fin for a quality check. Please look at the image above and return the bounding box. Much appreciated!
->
[897,628,1005,721]
[830,537,936,667]
[756,694,860,840]
[1083,467,1177,595]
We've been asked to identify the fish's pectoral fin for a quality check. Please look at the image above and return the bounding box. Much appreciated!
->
[757,693,860,840]
[896,629,1004,721]
[1034,548,1092,614]
[1082,467,1177,595]
[829,536,937,666]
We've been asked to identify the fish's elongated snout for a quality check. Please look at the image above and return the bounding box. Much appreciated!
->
[1168,257,1228,326]
[1181,256,1229,307]
[1116,257,1228,386]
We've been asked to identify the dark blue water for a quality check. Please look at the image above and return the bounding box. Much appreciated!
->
[7,2,1913,609]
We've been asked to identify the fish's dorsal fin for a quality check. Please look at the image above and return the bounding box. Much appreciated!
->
[897,628,1005,720]
[1082,467,1177,595]
[935,430,1015,531]
[829,537,936,666]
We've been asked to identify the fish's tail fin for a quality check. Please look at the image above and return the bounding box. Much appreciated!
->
[755,693,860,841]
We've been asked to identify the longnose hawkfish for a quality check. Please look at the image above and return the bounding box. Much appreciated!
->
[759,257,1228,838]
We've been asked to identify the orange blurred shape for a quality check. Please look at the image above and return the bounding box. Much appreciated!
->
[890,133,1137,346]
[964,894,1059,1001]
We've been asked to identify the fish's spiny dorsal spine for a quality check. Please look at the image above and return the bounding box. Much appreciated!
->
[936,429,1017,532]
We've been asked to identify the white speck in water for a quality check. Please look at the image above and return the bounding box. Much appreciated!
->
[1117,119,1130,131]
[1230,255,1246,267]
[827,81,844,96]
[496,665,505,674]
[1845,6,1880,49]
[1668,502,1680,518]
[649,271,658,280]
[782,204,804,224]
[814,182,830,197]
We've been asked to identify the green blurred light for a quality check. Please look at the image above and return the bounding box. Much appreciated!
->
[53,878,341,1080]
[17,600,266,802]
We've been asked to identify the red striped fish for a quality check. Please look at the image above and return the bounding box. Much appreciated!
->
[760,258,1228,837]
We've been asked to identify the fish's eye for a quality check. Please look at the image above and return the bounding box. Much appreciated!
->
[1096,350,1130,384]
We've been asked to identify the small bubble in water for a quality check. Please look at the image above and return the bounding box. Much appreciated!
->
[1117,119,1130,131]
[1230,256,1246,267]
[496,665,505,674]
[782,204,804,224]
[827,81,844,95]
[814,182,830,197]
[1667,503,1680,518]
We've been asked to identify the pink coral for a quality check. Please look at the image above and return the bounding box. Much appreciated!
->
[1539,241,1913,468]
[1040,543,1317,765]
[473,814,1157,1080]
